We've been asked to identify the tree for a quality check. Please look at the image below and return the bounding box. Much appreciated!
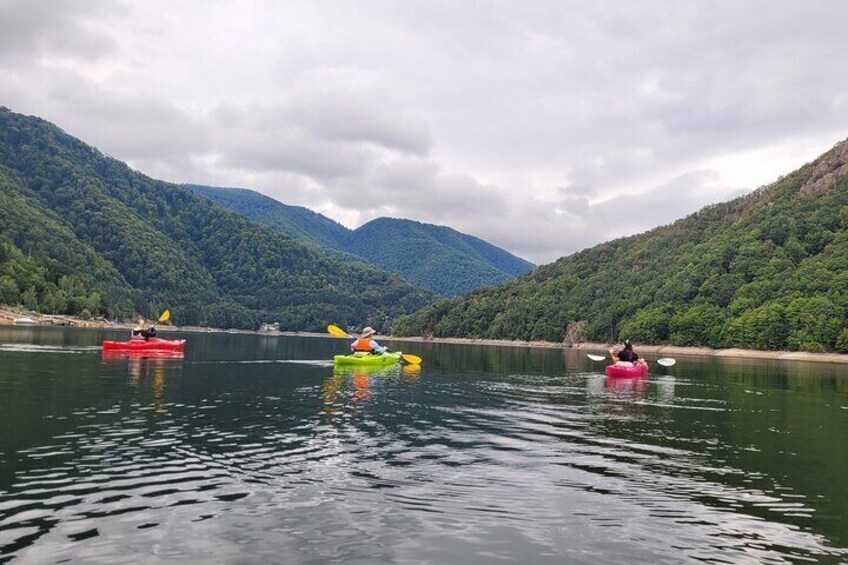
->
[669,304,728,348]
[724,303,788,350]
[0,275,18,305]
[784,296,843,352]
[619,306,673,343]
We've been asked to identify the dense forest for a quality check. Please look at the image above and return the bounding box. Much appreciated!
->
[395,138,848,353]
[345,218,534,296]
[0,107,433,330]
[187,185,351,250]
[188,185,535,296]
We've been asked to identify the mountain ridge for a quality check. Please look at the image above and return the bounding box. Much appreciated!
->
[186,184,535,296]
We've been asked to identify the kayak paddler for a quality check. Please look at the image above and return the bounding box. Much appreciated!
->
[131,317,157,341]
[609,339,646,367]
[350,326,386,355]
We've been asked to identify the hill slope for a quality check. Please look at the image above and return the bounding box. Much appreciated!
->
[347,218,535,296]
[0,166,139,315]
[186,184,350,250]
[187,185,535,296]
[0,107,433,329]
[394,139,848,353]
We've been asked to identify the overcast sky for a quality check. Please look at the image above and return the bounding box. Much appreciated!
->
[2,1,847,263]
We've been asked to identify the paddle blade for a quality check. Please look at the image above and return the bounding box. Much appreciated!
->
[401,353,422,365]
[327,324,351,338]
[158,310,171,323]
[657,358,676,367]
[402,364,421,375]
[586,354,606,362]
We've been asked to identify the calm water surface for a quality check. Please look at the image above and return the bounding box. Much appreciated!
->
[0,327,846,564]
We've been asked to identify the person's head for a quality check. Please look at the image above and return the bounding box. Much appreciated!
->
[623,339,633,351]
[360,326,376,338]
[137,317,145,326]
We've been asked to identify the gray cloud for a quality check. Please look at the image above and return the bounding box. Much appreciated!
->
[325,157,508,221]
[1,0,847,264]
[0,0,121,63]
[456,169,747,263]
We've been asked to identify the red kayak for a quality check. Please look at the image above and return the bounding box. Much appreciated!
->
[102,338,186,352]
[605,361,649,378]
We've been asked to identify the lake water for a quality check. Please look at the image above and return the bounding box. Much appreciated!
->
[1,327,846,564]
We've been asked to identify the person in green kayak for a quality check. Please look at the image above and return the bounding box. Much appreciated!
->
[350,326,386,355]
[131,317,157,341]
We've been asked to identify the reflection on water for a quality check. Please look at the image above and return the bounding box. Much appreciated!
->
[0,327,846,564]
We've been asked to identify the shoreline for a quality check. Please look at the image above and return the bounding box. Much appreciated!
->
[3,305,847,364]
[378,335,848,365]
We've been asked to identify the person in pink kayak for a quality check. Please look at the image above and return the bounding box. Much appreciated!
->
[609,339,646,367]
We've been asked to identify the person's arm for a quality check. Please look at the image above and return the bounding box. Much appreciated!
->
[371,339,387,353]
[609,347,619,363]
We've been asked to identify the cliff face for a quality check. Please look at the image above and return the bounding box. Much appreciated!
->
[799,140,848,196]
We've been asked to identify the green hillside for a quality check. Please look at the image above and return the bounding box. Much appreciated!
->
[347,218,534,296]
[186,184,350,250]
[394,138,848,353]
[0,107,433,330]
[0,167,139,316]
[187,185,535,296]
[354,218,534,278]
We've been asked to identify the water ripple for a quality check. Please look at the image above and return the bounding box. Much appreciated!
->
[1,344,846,564]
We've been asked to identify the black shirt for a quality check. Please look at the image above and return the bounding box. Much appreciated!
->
[618,349,638,362]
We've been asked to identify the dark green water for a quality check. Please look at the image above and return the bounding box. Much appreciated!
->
[0,327,846,564]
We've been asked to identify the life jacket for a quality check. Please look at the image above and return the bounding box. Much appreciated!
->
[352,337,374,352]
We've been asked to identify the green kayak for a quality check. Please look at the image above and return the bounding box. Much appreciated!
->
[333,351,403,366]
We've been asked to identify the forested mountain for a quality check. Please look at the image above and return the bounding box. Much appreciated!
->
[395,138,848,353]
[186,185,350,250]
[0,169,139,316]
[187,185,535,296]
[346,218,535,296]
[0,107,433,330]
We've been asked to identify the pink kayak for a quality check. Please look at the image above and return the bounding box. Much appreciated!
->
[605,361,648,378]
[102,338,186,352]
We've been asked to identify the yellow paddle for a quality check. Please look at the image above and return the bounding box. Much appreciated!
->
[158,310,171,323]
[327,324,422,365]
[401,353,422,364]
[327,324,349,338]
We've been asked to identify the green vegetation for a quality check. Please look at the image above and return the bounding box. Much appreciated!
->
[395,139,848,353]
[187,185,535,296]
[0,107,433,329]
[0,168,138,317]
[186,185,350,250]
[346,218,534,297]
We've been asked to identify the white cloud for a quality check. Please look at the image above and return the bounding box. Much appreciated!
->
[1,0,847,264]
